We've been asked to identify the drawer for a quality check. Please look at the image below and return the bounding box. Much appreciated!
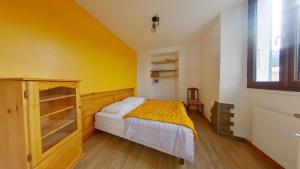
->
[34,132,82,169]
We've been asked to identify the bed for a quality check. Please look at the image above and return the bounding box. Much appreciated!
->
[94,97,196,163]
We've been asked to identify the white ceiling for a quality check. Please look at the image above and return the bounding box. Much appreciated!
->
[75,0,245,52]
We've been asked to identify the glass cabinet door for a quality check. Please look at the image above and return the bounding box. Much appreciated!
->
[27,81,79,166]
[39,87,77,153]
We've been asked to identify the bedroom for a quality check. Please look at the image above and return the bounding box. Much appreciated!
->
[0,0,299,169]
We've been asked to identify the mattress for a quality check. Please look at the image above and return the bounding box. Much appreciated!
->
[95,101,143,138]
[95,111,126,138]
[94,101,195,163]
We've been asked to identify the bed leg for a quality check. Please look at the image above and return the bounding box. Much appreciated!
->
[179,158,184,165]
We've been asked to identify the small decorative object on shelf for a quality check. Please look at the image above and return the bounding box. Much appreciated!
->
[165,58,175,61]
[150,70,178,79]
[151,71,159,77]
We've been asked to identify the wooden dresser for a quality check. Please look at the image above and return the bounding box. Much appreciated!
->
[0,78,82,169]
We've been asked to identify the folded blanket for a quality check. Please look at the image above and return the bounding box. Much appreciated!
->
[123,99,197,139]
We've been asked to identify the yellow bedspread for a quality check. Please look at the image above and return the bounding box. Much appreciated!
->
[124,99,197,139]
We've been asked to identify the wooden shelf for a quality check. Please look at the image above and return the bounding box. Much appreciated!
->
[41,106,75,119]
[42,130,75,153]
[40,94,76,103]
[41,119,75,139]
[151,69,178,72]
[152,75,178,78]
[42,131,71,153]
[151,60,178,65]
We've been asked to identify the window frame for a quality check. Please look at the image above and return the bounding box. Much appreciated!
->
[247,0,300,92]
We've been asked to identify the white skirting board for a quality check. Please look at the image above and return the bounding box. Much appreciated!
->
[252,107,300,169]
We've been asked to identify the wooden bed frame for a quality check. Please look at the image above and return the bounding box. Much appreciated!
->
[80,88,134,141]
[80,88,185,164]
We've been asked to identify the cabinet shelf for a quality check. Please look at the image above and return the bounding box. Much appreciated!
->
[41,119,75,139]
[41,106,75,119]
[42,130,76,154]
[151,60,178,65]
[40,94,76,103]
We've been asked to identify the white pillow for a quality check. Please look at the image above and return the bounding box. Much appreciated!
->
[122,97,145,107]
[101,101,135,114]
[122,97,145,103]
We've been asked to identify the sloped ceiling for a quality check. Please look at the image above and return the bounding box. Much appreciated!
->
[75,0,245,52]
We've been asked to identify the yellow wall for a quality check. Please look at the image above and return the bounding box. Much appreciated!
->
[0,0,137,94]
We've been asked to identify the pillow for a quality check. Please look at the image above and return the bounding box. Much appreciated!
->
[101,101,135,114]
[122,97,145,107]
[122,96,145,103]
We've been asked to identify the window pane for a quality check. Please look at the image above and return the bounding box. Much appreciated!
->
[295,5,300,81]
[256,0,282,82]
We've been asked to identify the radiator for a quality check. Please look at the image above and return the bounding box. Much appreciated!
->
[253,107,300,169]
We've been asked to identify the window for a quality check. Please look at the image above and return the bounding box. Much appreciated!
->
[295,6,300,81]
[248,0,300,91]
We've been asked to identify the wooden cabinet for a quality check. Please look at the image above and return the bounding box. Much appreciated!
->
[33,132,82,169]
[0,79,82,169]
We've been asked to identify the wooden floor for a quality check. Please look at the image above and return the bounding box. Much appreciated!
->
[75,112,273,169]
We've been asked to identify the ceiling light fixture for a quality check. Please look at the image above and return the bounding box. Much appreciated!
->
[151,14,160,33]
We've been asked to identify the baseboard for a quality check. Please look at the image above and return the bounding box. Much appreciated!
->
[245,139,284,169]
[202,115,211,125]
[219,133,246,142]
[202,113,284,169]
[82,127,96,141]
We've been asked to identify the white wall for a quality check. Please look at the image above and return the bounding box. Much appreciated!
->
[138,46,185,101]
[138,44,202,103]
[185,42,202,91]
[219,2,251,139]
[138,2,300,167]
[219,2,300,168]
[150,53,179,100]
[198,16,221,119]
[138,16,220,120]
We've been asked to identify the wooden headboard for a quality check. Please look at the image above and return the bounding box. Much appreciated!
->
[80,88,134,140]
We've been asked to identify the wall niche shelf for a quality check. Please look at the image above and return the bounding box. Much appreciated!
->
[150,53,179,84]
[151,59,178,65]
[151,75,178,79]
[151,69,178,72]
[151,69,178,79]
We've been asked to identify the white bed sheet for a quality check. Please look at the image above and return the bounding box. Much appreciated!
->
[94,102,195,163]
